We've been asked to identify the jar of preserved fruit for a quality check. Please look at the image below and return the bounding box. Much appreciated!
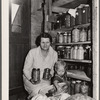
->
[57,46,64,58]
[75,6,83,25]
[72,28,80,43]
[82,5,90,24]
[88,26,91,41]
[81,81,89,95]
[79,28,87,42]
[75,80,81,93]
[67,32,72,43]
[59,33,64,43]
[77,45,84,60]
[63,32,68,43]
[73,46,78,59]
[65,13,71,28]
[71,80,76,95]
[64,46,71,59]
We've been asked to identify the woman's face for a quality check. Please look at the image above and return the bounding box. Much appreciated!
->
[40,37,51,51]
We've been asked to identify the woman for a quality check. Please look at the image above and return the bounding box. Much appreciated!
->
[23,33,58,99]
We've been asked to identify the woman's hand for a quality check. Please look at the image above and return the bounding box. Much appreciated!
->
[30,78,35,84]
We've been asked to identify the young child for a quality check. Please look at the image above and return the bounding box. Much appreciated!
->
[52,61,68,94]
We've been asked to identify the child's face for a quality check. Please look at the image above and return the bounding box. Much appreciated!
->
[56,66,65,76]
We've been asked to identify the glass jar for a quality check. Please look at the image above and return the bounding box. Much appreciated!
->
[77,45,84,60]
[64,46,71,59]
[73,46,78,59]
[65,13,71,28]
[63,32,68,43]
[88,26,91,41]
[81,81,89,95]
[67,32,72,43]
[75,80,81,93]
[72,28,80,43]
[59,33,64,43]
[75,7,83,25]
[82,5,90,24]
[57,46,64,58]
[79,28,87,42]
[56,32,61,43]
[71,80,76,95]
[70,46,74,59]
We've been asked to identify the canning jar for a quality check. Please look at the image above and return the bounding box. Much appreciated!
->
[56,32,61,43]
[79,28,87,42]
[81,81,89,95]
[77,45,84,60]
[75,80,81,93]
[73,46,78,59]
[64,46,71,59]
[72,28,80,43]
[59,33,64,43]
[71,80,76,95]
[63,32,68,43]
[57,46,64,58]
[65,13,71,28]
[67,32,72,43]
[75,7,83,25]
[82,5,90,24]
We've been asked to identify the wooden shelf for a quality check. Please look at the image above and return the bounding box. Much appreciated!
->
[52,23,90,32]
[54,41,91,46]
[58,58,92,63]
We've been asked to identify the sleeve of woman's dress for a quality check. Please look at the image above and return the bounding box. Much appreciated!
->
[23,50,34,80]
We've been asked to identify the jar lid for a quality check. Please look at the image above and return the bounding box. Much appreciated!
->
[76,80,81,83]
[72,81,76,84]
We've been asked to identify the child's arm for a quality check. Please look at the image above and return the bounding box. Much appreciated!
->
[54,80,62,92]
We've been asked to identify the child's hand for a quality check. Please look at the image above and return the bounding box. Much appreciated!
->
[57,86,63,93]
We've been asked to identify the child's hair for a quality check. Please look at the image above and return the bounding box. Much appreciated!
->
[55,61,66,71]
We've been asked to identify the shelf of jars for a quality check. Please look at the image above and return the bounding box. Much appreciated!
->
[54,41,91,46]
[58,58,92,63]
[51,23,90,32]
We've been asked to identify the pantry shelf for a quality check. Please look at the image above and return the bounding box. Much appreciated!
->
[54,41,91,46]
[58,58,92,63]
[52,23,90,32]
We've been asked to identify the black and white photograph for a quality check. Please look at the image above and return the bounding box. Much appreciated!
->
[2,0,99,100]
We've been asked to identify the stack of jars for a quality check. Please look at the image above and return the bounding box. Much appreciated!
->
[57,45,92,60]
[56,31,71,43]
[52,4,90,30]
[67,78,89,96]
[72,27,91,43]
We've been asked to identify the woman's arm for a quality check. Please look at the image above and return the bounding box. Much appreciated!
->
[23,50,34,81]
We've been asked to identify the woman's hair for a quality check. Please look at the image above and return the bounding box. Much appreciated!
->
[35,32,52,46]
[55,61,66,71]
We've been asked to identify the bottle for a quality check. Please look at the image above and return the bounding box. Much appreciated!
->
[72,28,80,43]
[81,81,89,95]
[73,46,78,59]
[63,32,68,43]
[79,28,87,42]
[77,45,84,60]
[75,80,81,93]
[70,46,74,59]
[70,15,75,26]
